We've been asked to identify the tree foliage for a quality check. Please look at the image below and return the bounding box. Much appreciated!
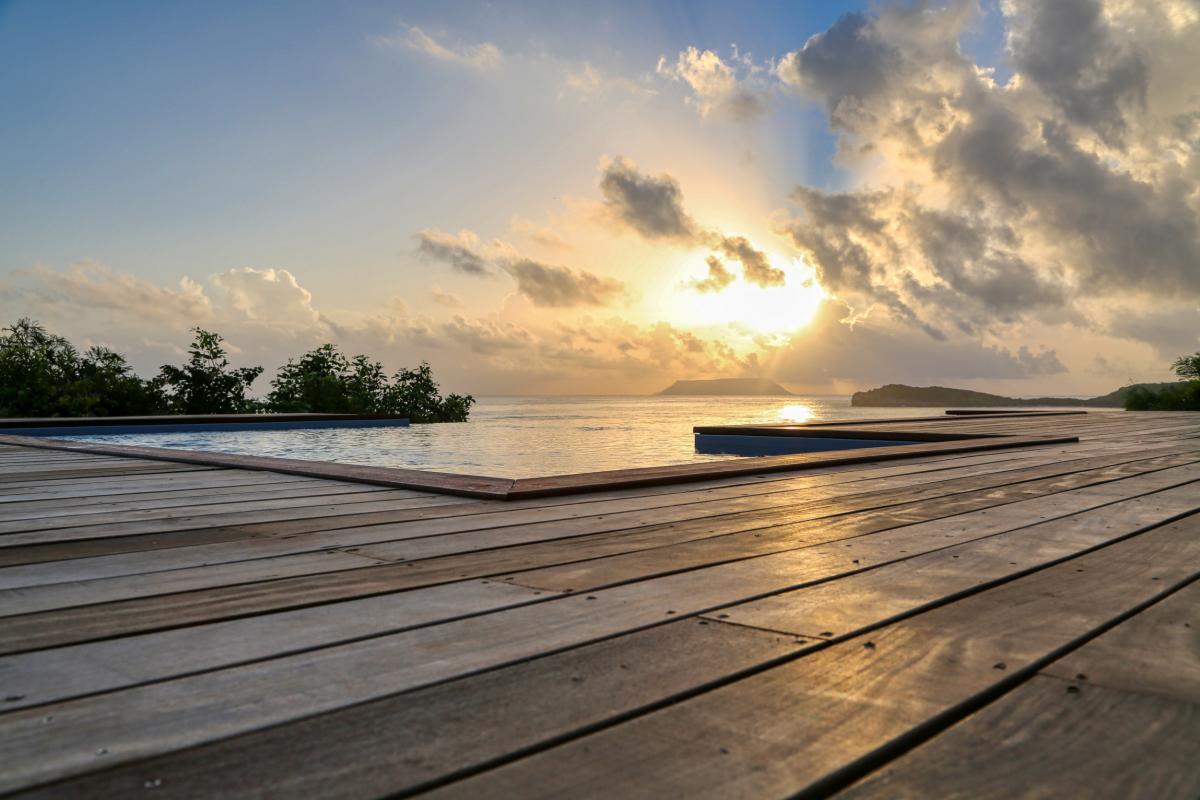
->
[266,344,474,421]
[0,319,473,422]
[0,319,162,416]
[1172,353,1200,382]
[152,329,264,414]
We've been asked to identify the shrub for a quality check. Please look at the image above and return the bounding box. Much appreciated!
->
[1124,351,1200,411]
[152,328,263,414]
[385,361,475,422]
[0,320,472,422]
[266,344,474,422]
[1124,381,1200,411]
[267,345,385,414]
[0,318,163,416]
[72,346,166,416]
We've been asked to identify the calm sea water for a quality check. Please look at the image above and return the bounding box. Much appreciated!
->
[65,396,954,478]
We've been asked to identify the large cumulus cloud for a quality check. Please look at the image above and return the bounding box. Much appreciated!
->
[775,0,1200,347]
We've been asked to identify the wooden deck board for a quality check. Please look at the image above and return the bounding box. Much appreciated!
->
[6,450,1193,615]
[417,515,1200,800]
[837,580,1200,799]
[1,410,1198,797]
[9,470,1196,710]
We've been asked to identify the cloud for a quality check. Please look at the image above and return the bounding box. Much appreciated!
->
[442,315,534,355]
[598,156,698,240]
[775,11,896,126]
[430,287,463,308]
[510,216,572,250]
[372,22,502,71]
[0,259,1088,395]
[4,262,212,323]
[715,235,785,288]
[563,63,655,99]
[598,157,787,289]
[416,229,491,275]
[773,0,1200,340]
[415,227,626,308]
[784,186,1069,335]
[503,258,625,308]
[211,267,324,327]
[1006,0,1147,146]
[1016,345,1068,375]
[657,46,769,121]
[687,256,736,293]
[770,301,1068,385]
[1107,303,1200,359]
[1,262,348,379]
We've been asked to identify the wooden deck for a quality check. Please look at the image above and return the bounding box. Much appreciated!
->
[1,410,1198,798]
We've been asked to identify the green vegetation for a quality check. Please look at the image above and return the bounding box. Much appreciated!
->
[1123,352,1200,411]
[0,319,473,422]
[0,319,162,416]
[153,328,264,414]
[267,344,474,422]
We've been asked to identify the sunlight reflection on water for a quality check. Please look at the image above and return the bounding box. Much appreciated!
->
[777,403,815,423]
[63,396,948,478]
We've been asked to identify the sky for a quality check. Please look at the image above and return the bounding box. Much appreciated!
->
[1,0,1198,396]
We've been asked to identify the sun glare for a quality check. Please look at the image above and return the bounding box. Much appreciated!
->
[777,403,814,423]
[670,256,826,335]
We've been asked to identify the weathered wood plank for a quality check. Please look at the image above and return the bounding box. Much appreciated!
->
[1,413,1197,798]
[0,439,1130,551]
[0,441,1144,565]
[706,482,1200,637]
[415,516,1200,800]
[0,463,210,484]
[6,455,1193,612]
[0,470,302,501]
[496,462,1200,593]
[3,505,1197,795]
[838,581,1200,799]
[0,480,395,523]
[839,676,1200,800]
[5,477,1196,714]
[1040,576,1200,701]
[0,489,457,534]
[6,621,806,800]
[0,579,550,710]
[1,454,1193,646]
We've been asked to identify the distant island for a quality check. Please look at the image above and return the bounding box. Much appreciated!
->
[851,383,1178,408]
[658,378,793,396]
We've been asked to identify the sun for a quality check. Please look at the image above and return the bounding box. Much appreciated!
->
[668,255,826,335]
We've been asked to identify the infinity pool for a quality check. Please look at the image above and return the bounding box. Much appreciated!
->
[51,396,952,478]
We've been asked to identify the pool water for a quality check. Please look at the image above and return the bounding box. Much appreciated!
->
[59,395,955,478]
